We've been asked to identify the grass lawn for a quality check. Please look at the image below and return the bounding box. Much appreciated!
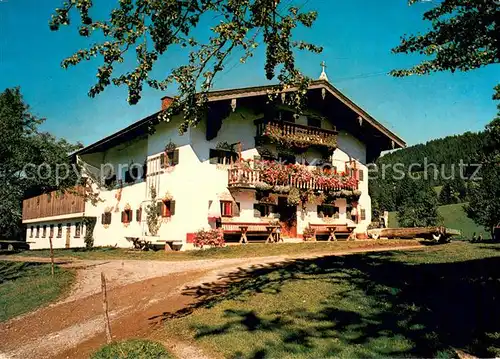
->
[389,203,489,240]
[7,240,420,261]
[0,261,75,322]
[163,242,500,358]
[91,339,171,359]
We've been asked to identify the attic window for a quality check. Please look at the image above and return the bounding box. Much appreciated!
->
[160,149,179,168]
[104,174,116,187]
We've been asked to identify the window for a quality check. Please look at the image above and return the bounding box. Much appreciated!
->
[121,209,133,223]
[42,225,46,238]
[360,209,366,221]
[220,201,240,217]
[49,224,54,238]
[316,161,336,174]
[307,117,322,128]
[75,223,81,238]
[124,170,134,184]
[57,224,62,238]
[317,205,340,219]
[36,226,40,238]
[160,149,180,168]
[30,226,33,238]
[278,153,295,165]
[253,203,276,217]
[101,212,112,225]
[104,174,117,187]
[279,110,295,123]
[136,208,142,222]
[157,200,175,218]
[209,149,238,165]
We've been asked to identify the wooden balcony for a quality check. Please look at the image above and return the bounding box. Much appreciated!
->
[228,166,358,191]
[22,187,85,221]
[255,118,338,149]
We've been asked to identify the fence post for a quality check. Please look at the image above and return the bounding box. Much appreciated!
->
[49,236,54,278]
[101,272,112,343]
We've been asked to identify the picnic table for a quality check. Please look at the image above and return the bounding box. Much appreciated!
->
[326,226,338,242]
[125,237,152,250]
[265,225,282,243]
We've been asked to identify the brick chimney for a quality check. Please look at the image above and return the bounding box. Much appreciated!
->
[161,96,174,111]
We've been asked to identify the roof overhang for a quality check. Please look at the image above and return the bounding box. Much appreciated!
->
[75,80,405,156]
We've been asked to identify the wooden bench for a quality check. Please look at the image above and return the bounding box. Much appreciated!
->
[221,222,275,244]
[308,224,355,241]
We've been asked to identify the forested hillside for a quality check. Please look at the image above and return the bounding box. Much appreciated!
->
[370,131,486,214]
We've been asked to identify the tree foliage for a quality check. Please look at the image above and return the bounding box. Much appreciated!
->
[397,178,440,228]
[370,131,484,212]
[392,0,499,99]
[49,0,322,133]
[0,88,81,239]
[465,117,500,236]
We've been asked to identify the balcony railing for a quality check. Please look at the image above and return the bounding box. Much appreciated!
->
[228,164,358,191]
[255,118,338,149]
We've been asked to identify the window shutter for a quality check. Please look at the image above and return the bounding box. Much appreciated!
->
[359,169,364,181]
[101,213,105,224]
[142,161,148,179]
[106,212,112,224]
[360,209,366,221]
[172,149,180,165]
[121,211,126,223]
[160,153,166,168]
[253,204,261,217]
[169,200,176,216]
[156,202,162,216]
[136,208,142,222]
[233,202,240,217]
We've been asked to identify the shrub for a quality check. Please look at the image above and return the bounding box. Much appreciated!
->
[193,229,225,249]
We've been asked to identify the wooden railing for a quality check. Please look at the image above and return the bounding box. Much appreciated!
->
[22,187,86,220]
[255,118,337,140]
[228,167,357,191]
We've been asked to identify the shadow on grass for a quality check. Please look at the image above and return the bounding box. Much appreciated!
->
[150,249,500,358]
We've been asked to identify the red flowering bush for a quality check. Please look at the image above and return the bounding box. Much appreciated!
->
[193,229,225,249]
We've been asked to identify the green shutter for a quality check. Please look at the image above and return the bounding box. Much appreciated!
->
[173,149,180,165]
[169,200,176,216]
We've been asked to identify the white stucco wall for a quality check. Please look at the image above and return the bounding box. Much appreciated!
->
[25,105,374,249]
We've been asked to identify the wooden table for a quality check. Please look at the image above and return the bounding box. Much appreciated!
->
[239,226,249,244]
[327,226,338,242]
[265,225,281,243]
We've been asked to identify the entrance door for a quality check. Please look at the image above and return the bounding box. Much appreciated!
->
[277,197,297,238]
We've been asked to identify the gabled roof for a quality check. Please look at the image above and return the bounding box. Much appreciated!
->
[75,80,405,155]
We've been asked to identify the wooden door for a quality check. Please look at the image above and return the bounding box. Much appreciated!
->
[277,197,297,238]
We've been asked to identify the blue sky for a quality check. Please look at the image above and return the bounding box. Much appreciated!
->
[0,0,498,147]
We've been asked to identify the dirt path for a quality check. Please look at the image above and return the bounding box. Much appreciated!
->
[0,244,423,359]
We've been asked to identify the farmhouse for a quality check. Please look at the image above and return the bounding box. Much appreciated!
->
[22,71,405,250]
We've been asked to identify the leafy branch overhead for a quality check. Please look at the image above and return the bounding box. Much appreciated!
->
[49,0,322,132]
[391,0,499,100]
